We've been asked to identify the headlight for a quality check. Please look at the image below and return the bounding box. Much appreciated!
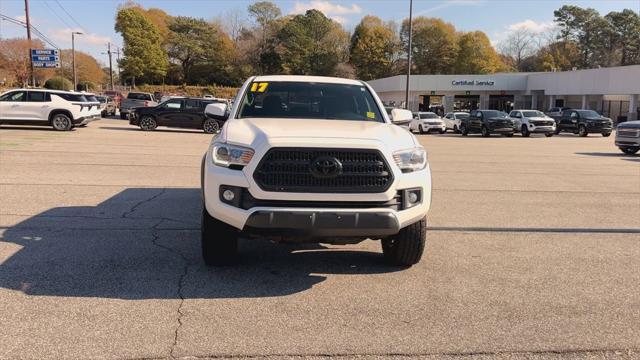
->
[393,147,427,173]
[211,142,254,168]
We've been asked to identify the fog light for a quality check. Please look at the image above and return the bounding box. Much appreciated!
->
[408,192,419,204]
[222,189,235,201]
[401,188,422,209]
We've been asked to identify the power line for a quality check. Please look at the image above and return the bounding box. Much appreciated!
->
[53,0,86,33]
[41,0,74,29]
[0,13,61,49]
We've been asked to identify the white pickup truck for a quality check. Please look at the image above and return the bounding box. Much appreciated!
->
[201,75,432,266]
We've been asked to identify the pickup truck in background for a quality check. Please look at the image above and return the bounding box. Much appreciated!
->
[119,92,158,119]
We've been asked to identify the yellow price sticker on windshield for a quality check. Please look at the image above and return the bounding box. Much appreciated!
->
[250,82,269,92]
[366,112,375,119]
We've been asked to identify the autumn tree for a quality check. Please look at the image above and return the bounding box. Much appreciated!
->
[454,31,507,74]
[349,16,399,80]
[401,17,458,74]
[59,50,106,87]
[115,7,168,86]
[0,38,53,86]
[554,5,610,68]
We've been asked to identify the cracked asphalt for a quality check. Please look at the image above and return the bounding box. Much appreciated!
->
[0,119,639,360]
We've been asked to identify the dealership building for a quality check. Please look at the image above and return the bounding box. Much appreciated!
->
[367,65,640,121]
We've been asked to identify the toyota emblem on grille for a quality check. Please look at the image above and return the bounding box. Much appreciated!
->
[310,156,342,178]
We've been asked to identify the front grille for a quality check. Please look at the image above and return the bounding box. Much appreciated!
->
[531,120,554,126]
[617,129,640,138]
[253,148,394,193]
[426,121,441,125]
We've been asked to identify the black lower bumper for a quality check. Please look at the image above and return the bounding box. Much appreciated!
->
[244,211,400,237]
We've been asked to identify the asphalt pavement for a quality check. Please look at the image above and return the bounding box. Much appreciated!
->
[0,119,638,360]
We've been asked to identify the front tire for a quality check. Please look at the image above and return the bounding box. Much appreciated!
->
[602,132,611,137]
[578,125,588,137]
[521,125,530,137]
[460,124,468,136]
[481,125,490,137]
[545,133,554,137]
[439,129,445,134]
[51,113,73,131]
[202,207,239,266]
[453,125,459,134]
[381,217,426,266]
[419,125,425,134]
[620,147,639,155]
[203,119,220,134]
[139,116,157,131]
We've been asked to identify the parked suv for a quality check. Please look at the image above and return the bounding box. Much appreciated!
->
[0,89,95,130]
[129,97,218,133]
[460,109,514,137]
[509,109,556,137]
[443,112,469,133]
[555,109,613,137]
[201,75,432,266]
[546,106,571,120]
[615,120,640,155]
[409,112,446,134]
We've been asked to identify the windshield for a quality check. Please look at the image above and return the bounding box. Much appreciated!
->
[238,81,384,122]
[482,110,506,118]
[419,113,439,119]
[85,95,98,102]
[127,93,152,101]
[456,113,469,120]
[578,110,600,118]
[522,110,544,117]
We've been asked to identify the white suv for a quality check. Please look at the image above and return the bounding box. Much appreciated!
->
[0,89,98,130]
[443,112,469,133]
[508,109,556,137]
[409,112,446,134]
[201,75,432,266]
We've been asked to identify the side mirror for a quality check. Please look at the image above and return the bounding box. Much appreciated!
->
[390,108,413,125]
[205,102,228,120]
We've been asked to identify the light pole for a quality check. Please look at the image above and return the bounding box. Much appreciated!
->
[71,31,82,91]
[404,0,413,110]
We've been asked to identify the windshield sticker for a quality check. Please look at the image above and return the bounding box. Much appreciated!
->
[250,82,269,92]
[367,111,375,119]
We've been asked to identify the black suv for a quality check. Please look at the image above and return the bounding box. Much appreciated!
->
[555,109,613,137]
[460,109,514,137]
[129,97,221,133]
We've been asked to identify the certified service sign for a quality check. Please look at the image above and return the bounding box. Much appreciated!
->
[451,80,495,86]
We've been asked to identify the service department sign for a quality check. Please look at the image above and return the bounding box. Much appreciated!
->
[451,80,495,86]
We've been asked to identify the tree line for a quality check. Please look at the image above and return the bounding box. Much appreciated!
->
[1,2,638,89]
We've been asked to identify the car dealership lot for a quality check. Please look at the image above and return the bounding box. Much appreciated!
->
[0,119,638,359]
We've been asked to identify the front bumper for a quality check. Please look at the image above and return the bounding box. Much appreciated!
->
[615,136,640,148]
[489,127,515,133]
[421,122,446,131]
[203,150,432,234]
[529,125,556,133]
[245,211,399,237]
[586,122,612,133]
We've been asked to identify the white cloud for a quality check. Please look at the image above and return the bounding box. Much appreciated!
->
[49,28,111,46]
[290,1,362,23]
[507,19,555,33]
[491,19,557,46]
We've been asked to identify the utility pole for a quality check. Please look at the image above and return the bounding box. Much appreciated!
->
[114,46,121,85]
[24,0,35,86]
[72,31,82,91]
[107,42,114,90]
[404,0,413,110]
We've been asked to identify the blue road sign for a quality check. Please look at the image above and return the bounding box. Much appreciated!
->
[33,62,61,68]
[31,55,60,62]
[31,49,60,56]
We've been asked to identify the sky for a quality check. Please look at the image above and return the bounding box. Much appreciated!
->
[1,0,638,66]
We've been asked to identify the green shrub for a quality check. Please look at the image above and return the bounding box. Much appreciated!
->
[44,77,73,91]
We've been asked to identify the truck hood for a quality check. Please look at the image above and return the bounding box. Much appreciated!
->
[221,118,417,148]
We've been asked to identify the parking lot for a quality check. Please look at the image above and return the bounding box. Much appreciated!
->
[0,119,639,359]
